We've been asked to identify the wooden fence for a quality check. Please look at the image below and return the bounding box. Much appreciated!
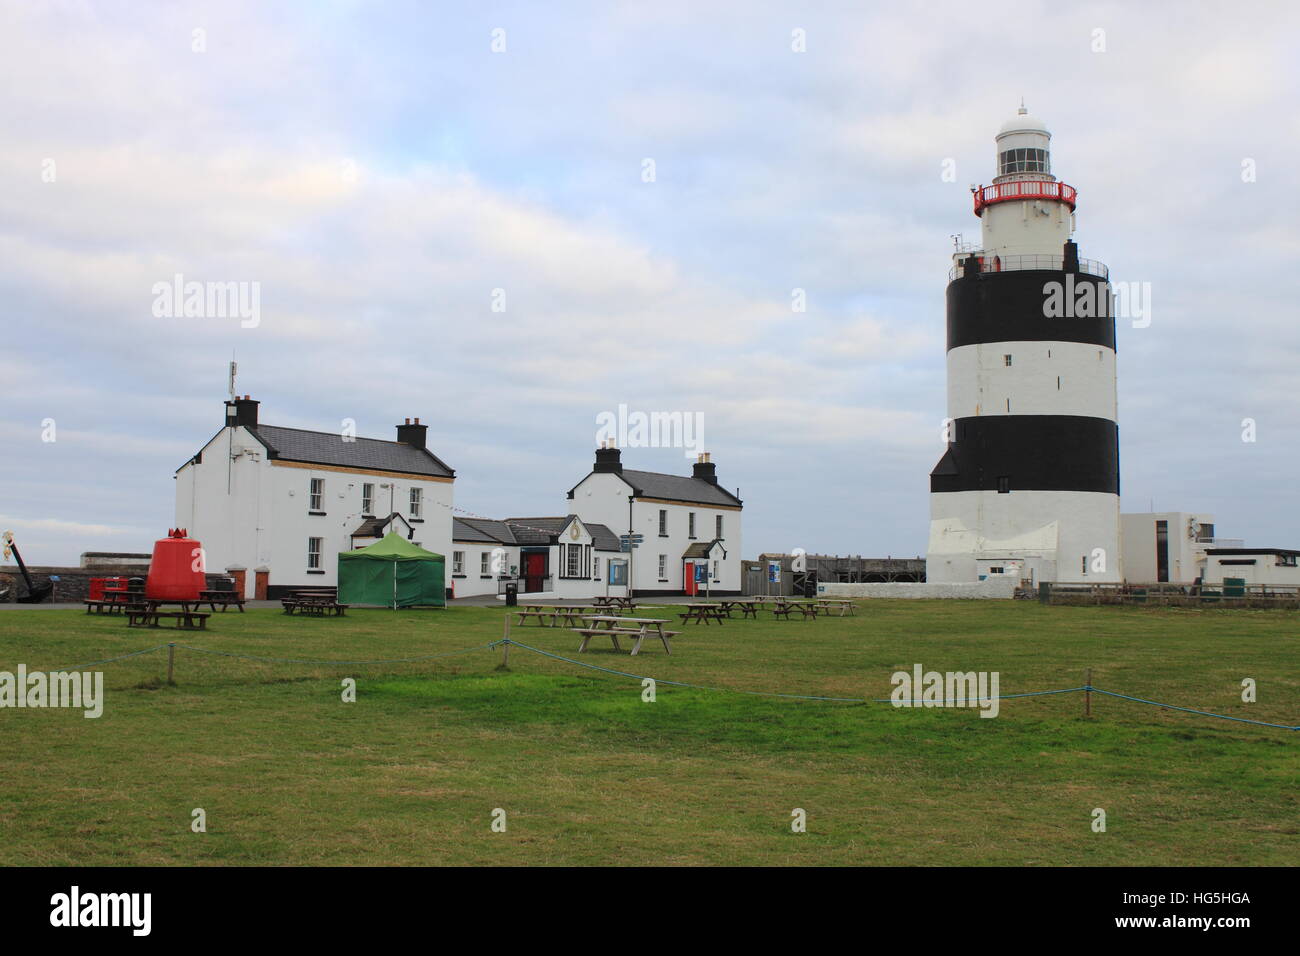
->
[1040,582,1300,609]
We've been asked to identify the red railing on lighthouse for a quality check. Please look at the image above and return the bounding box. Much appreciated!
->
[974,180,1077,215]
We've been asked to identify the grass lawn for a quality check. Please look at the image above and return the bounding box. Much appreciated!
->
[0,601,1295,866]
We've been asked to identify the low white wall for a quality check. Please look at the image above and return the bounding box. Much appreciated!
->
[818,579,1016,600]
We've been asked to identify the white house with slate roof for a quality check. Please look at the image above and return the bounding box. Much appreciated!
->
[175,396,455,599]
[567,445,743,596]
[451,515,624,599]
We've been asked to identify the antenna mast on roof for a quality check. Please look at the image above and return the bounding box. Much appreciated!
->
[228,357,238,400]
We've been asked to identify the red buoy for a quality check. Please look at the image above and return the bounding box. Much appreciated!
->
[145,528,206,600]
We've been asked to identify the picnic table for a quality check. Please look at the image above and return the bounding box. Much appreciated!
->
[814,598,856,617]
[127,603,211,629]
[515,604,613,627]
[199,589,246,612]
[679,603,727,625]
[573,615,679,656]
[772,599,819,620]
[282,590,348,616]
[718,598,763,619]
[592,595,637,610]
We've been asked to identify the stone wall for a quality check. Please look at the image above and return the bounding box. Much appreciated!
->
[818,579,1016,600]
[0,565,234,603]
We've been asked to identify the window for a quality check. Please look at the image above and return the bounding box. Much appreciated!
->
[658,510,668,536]
[1081,555,1088,575]
[688,512,696,538]
[997,476,1010,494]
[998,147,1049,175]
[1278,554,1298,567]
[309,478,324,512]
[565,543,581,578]
[1005,398,1011,412]
[593,556,600,579]
[1004,354,1012,366]
[307,537,322,569]
[657,554,667,580]
[1057,376,1061,390]
[480,552,490,575]
[1155,520,1169,582]
[361,483,374,515]
[716,515,724,539]
[1196,523,1215,543]
[712,560,719,581]
[409,487,422,518]
[453,551,465,575]
[989,566,1004,574]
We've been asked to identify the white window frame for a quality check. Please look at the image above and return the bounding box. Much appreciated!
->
[307,537,322,569]
[715,514,724,539]
[658,510,668,536]
[309,478,324,512]
[453,551,465,575]
[409,486,423,519]
[688,512,696,538]
[565,543,581,578]
[361,483,374,515]
[480,551,490,575]
[657,554,667,580]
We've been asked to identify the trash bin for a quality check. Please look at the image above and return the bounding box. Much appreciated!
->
[504,581,518,607]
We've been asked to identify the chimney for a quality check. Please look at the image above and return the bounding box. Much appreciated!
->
[396,416,427,450]
[593,442,623,474]
[693,451,717,484]
[224,394,259,429]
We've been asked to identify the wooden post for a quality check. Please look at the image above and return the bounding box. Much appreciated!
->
[1084,668,1092,718]
[167,642,176,685]
[500,614,511,670]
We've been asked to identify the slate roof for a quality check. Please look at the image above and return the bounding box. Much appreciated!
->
[682,538,726,559]
[351,513,412,538]
[570,468,742,507]
[246,425,455,478]
[452,517,518,545]
[502,516,623,551]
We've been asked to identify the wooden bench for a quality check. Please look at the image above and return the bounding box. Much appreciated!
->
[84,599,142,615]
[773,601,818,620]
[573,624,681,656]
[127,609,211,629]
[199,590,246,612]
[281,599,348,616]
[679,605,726,625]
[815,599,856,617]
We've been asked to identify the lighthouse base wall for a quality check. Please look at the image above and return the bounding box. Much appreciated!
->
[927,489,1121,585]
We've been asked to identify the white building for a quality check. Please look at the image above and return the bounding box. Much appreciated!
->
[1120,512,1233,584]
[1120,511,1300,587]
[449,515,624,600]
[1203,549,1300,587]
[928,107,1121,586]
[175,396,455,599]
[567,446,743,596]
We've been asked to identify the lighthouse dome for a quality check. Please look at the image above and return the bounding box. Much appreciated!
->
[997,109,1049,138]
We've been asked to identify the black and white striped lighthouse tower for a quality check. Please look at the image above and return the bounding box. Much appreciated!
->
[926,107,1121,586]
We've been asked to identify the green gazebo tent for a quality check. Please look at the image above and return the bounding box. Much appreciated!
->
[337,533,446,608]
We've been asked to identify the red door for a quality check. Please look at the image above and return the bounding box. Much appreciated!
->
[683,561,697,596]
[524,552,546,593]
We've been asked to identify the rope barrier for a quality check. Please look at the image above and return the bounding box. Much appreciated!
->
[172,640,504,666]
[14,639,1295,731]
[1088,687,1299,731]
[47,643,172,672]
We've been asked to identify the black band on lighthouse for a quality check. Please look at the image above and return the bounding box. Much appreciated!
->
[930,415,1120,495]
[947,270,1116,351]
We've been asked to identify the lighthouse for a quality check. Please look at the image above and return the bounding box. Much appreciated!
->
[926,107,1121,586]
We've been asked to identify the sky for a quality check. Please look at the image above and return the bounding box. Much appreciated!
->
[1,0,1298,567]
